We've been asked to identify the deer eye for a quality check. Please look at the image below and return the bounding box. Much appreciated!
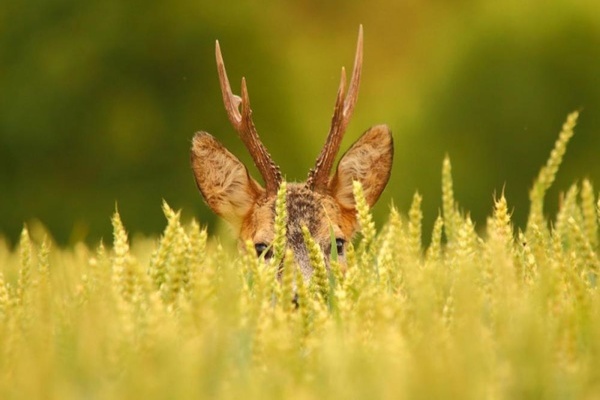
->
[254,243,273,260]
[335,238,345,256]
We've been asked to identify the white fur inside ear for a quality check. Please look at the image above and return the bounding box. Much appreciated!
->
[191,132,263,225]
[330,125,393,209]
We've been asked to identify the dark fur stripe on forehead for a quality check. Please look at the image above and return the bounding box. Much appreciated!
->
[287,186,324,231]
[283,184,333,279]
[285,186,324,248]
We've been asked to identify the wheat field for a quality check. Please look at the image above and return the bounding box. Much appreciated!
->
[1,112,599,399]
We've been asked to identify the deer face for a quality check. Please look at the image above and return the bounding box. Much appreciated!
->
[191,27,393,279]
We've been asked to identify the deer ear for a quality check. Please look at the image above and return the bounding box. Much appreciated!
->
[191,132,265,226]
[329,125,393,209]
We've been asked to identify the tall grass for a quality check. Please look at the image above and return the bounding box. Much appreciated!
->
[1,111,600,399]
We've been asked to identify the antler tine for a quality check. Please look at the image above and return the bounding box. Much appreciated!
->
[215,40,282,195]
[216,41,242,128]
[307,25,364,191]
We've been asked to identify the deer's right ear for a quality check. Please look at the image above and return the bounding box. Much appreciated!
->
[191,132,265,226]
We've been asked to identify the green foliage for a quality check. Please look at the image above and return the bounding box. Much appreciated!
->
[2,113,600,398]
[3,1,600,245]
[528,111,578,233]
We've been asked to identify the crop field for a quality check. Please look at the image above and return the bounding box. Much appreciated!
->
[1,111,600,399]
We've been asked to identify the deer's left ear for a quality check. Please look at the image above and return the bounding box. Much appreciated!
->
[191,132,265,227]
[329,124,393,209]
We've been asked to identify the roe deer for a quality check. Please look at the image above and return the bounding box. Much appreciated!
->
[191,26,393,279]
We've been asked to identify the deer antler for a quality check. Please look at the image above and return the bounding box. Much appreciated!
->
[307,25,364,192]
[215,41,282,195]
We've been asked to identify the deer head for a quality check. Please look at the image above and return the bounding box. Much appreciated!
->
[191,26,393,279]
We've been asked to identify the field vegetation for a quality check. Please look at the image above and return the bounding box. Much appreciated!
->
[1,112,600,399]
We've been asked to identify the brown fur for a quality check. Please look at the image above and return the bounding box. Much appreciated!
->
[191,132,264,226]
[329,125,394,209]
[191,126,393,279]
[191,28,392,278]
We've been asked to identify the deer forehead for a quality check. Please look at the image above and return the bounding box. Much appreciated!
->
[239,183,351,245]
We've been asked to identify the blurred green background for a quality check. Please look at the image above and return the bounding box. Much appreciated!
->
[1,0,599,246]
